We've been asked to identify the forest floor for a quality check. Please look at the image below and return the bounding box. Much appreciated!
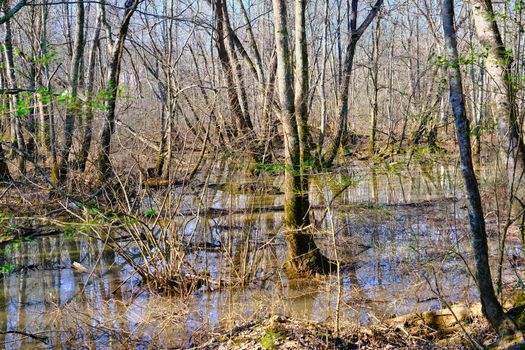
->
[193,313,496,349]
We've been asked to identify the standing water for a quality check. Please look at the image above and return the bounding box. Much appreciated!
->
[0,160,520,348]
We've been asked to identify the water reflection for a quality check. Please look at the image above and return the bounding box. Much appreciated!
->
[0,161,517,348]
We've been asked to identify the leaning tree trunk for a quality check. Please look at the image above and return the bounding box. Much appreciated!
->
[470,0,525,180]
[442,0,523,341]
[97,0,139,185]
[212,0,262,163]
[323,0,383,166]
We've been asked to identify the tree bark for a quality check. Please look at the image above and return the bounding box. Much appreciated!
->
[272,0,332,275]
[442,0,523,340]
[77,4,102,172]
[3,0,25,174]
[368,17,380,155]
[97,0,139,184]
[323,0,383,165]
[470,0,525,180]
[53,0,85,184]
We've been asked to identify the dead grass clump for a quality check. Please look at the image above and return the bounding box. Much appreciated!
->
[47,296,189,349]
[194,315,351,349]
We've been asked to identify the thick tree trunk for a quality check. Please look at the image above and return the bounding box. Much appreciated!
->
[272,0,332,275]
[77,5,102,172]
[443,0,523,341]
[470,0,525,179]
[97,1,138,184]
[53,0,84,184]
[294,0,310,166]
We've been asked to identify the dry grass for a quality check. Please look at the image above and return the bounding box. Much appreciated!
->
[46,296,189,349]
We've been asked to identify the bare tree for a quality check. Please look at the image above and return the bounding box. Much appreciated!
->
[323,0,383,165]
[442,0,523,341]
[97,0,140,184]
[52,0,85,185]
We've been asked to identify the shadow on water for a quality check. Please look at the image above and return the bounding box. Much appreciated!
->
[0,160,520,348]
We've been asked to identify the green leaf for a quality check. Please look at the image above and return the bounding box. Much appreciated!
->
[144,209,157,217]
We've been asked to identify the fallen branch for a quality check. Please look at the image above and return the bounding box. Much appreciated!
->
[116,119,160,151]
[0,330,49,344]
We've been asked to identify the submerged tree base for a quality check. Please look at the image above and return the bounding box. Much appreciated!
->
[284,232,336,276]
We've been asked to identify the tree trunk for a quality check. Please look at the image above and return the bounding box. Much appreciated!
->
[0,145,11,182]
[77,4,102,172]
[212,0,262,163]
[272,0,332,275]
[53,0,85,184]
[3,0,25,174]
[470,0,525,180]
[97,0,139,184]
[442,0,523,341]
[368,17,380,155]
[323,0,383,165]
[294,0,310,166]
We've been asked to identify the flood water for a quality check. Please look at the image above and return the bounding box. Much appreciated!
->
[0,159,522,349]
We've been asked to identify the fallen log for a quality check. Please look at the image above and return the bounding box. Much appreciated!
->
[143,178,183,188]
[388,303,483,331]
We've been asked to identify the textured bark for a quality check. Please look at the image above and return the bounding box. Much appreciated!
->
[470,0,525,178]
[272,0,332,275]
[214,0,244,138]
[54,0,85,184]
[443,0,522,340]
[212,0,262,162]
[77,5,102,172]
[294,0,310,166]
[3,0,25,173]
[97,0,139,184]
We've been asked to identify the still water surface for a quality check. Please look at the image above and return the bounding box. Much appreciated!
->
[0,160,518,348]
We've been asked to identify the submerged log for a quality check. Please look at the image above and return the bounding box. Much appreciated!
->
[143,178,183,188]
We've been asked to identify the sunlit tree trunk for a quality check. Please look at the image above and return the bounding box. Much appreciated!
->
[35,3,52,161]
[97,0,139,184]
[78,4,102,172]
[53,0,84,184]
[272,0,331,275]
[323,0,383,165]
[470,0,525,179]
[443,0,523,340]
[3,1,25,174]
